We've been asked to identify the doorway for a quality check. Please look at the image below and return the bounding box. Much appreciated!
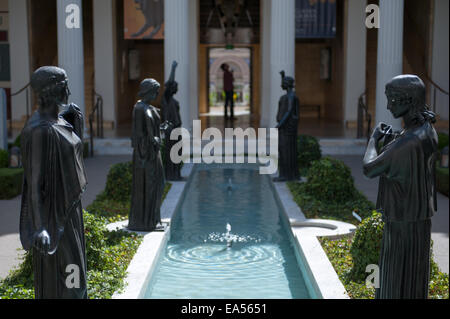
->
[205,47,252,118]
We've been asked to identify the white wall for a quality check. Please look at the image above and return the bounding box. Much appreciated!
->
[93,0,117,124]
[343,0,367,125]
[8,0,31,122]
[431,0,449,121]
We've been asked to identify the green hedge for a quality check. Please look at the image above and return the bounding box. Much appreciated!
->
[104,162,133,203]
[438,132,449,151]
[287,157,374,224]
[0,150,8,168]
[304,157,357,203]
[297,135,322,176]
[436,166,449,196]
[0,211,143,299]
[349,212,384,280]
[320,218,449,299]
[0,168,24,200]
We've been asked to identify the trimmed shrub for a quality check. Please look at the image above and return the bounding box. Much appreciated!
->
[297,135,321,175]
[438,132,449,151]
[349,211,384,280]
[104,162,133,203]
[0,211,143,299]
[304,157,356,203]
[0,149,8,168]
[13,134,21,149]
[436,166,449,196]
[0,168,24,199]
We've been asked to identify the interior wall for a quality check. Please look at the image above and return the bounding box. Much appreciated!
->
[295,0,344,122]
[115,0,165,126]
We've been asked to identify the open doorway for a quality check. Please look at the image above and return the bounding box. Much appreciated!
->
[205,47,252,118]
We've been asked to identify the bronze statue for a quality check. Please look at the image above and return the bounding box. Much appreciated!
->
[131,0,164,39]
[161,61,182,181]
[128,78,166,231]
[275,71,300,181]
[363,74,438,299]
[20,66,88,299]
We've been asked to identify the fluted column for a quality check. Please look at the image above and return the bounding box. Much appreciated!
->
[165,0,190,130]
[269,0,295,128]
[93,0,117,125]
[260,0,272,128]
[8,0,31,123]
[57,0,86,127]
[375,0,404,129]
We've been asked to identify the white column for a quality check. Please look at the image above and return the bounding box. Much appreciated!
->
[0,88,7,150]
[343,0,367,126]
[8,0,31,122]
[93,0,117,124]
[375,0,404,129]
[165,0,190,130]
[269,0,295,128]
[189,0,199,123]
[57,0,86,125]
[431,0,449,121]
[260,0,272,128]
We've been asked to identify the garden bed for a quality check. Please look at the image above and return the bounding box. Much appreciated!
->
[0,161,171,299]
[287,157,449,299]
[320,236,449,299]
[0,168,24,200]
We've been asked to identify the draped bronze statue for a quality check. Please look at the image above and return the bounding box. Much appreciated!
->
[275,71,300,181]
[128,78,166,232]
[363,75,438,299]
[161,61,182,181]
[20,66,88,299]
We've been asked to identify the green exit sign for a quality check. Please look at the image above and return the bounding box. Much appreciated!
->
[225,44,234,50]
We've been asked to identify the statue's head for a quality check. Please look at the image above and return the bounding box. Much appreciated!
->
[385,75,426,119]
[281,76,295,90]
[165,80,178,96]
[220,63,229,72]
[138,78,160,102]
[31,66,70,109]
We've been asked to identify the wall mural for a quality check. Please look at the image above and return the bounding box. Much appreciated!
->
[124,0,164,40]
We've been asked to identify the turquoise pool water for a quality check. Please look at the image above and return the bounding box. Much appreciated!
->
[143,164,317,299]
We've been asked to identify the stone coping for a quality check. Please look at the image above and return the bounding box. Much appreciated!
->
[110,163,353,299]
[272,180,353,299]
[111,163,193,299]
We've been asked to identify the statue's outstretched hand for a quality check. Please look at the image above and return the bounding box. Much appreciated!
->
[33,229,51,255]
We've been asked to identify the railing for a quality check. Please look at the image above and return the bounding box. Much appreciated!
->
[357,92,372,141]
[89,90,104,157]
[423,74,449,114]
[10,83,31,135]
